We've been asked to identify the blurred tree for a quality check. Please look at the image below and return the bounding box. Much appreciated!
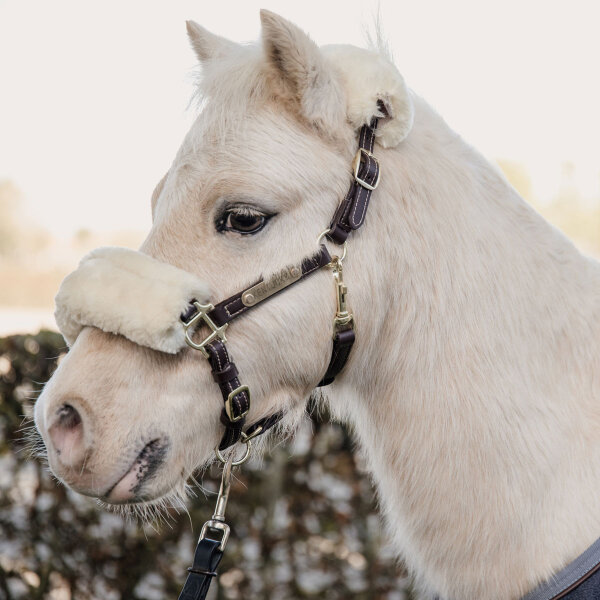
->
[0,332,411,600]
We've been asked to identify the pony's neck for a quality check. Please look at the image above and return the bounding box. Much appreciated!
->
[330,96,600,600]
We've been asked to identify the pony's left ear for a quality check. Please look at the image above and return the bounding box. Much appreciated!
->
[260,10,346,139]
[323,45,414,148]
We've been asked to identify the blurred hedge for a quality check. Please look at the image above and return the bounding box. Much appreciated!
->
[0,331,410,599]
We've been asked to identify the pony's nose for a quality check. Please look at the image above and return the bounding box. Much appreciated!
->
[48,403,89,470]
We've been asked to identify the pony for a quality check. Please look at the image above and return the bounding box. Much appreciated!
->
[34,10,600,600]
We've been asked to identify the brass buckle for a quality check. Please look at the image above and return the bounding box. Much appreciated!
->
[352,148,380,191]
[225,385,250,422]
[182,301,228,358]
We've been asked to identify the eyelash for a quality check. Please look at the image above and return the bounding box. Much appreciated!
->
[215,205,274,235]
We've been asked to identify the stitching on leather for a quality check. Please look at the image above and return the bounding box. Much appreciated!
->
[351,154,371,226]
[223,298,246,319]
[336,188,354,230]
[368,125,375,152]
[221,345,246,415]
[214,345,223,370]
[212,344,245,418]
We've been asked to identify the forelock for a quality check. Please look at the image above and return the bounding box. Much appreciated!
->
[190,43,273,142]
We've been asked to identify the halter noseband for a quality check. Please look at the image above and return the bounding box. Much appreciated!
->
[178,119,380,599]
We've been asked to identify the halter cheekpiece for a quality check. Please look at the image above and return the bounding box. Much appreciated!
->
[175,118,379,457]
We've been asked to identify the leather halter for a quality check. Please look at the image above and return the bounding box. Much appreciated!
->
[177,119,379,600]
[179,119,380,452]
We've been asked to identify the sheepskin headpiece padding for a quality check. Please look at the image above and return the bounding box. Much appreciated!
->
[55,247,210,354]
[323,44,414,148]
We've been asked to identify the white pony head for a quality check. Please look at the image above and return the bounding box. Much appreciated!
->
[34,10,413,506]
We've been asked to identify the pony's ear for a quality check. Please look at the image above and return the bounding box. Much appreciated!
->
[324,45,414,148]
[186,20,239,62]
[260,10,346,138]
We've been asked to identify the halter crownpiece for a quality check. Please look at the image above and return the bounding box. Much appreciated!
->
[53,119,380,600]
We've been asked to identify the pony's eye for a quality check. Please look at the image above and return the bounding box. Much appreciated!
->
[217,207,273,235]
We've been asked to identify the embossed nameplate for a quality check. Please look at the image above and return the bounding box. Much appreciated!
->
[241,264,302,307]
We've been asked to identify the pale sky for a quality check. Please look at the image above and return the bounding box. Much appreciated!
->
[1,0,599,236]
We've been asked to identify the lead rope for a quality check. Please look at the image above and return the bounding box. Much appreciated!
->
[177,452,246,600]
[177,118,380,599]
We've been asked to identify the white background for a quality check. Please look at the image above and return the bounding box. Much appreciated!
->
[1,0,599,236]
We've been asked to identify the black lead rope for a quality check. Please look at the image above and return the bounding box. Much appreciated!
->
[177,119,380,600]
[178,538,223,600]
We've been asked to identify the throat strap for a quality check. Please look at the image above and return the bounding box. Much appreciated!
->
[317,327,355,387]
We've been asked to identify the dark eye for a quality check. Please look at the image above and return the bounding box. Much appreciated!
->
[216,207,273,235]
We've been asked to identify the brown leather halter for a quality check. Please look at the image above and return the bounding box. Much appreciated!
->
[177,119,380,600]
[179,118,380,453]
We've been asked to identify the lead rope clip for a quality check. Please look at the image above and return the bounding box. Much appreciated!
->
[199,440,253,551]
[330,255,353,333]
[198,454,234,551]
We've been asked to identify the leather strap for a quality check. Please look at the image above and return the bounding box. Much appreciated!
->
[317,327,355,387]
[208,246,332,327]
[327,119,379,244]
[178,538,224,600]
[205,340,249,450]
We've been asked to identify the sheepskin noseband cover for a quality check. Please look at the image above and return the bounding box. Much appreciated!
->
[54,247,210,354]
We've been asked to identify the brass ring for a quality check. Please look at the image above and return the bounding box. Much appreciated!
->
[214,441,252,466]
[316,228,331,247]
[316,229,347,262]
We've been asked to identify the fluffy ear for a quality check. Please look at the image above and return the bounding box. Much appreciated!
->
[186,20,239,62]
[260,10,346,138]
[323,45,414,148]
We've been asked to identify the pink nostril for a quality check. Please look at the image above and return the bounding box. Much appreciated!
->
[48,404,87,469]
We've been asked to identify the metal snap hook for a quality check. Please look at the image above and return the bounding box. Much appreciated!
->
[199,454,233,550]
